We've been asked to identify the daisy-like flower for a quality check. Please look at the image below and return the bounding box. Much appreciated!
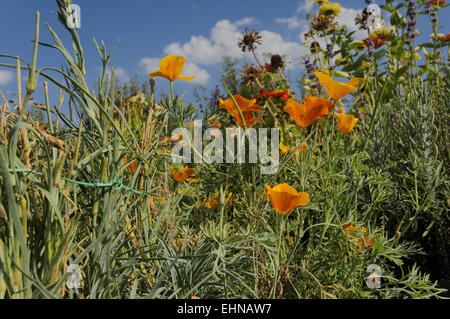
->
[265,184,309,214]
[319,2,342,16]
[149,55,195,81]
[170,166,197,182]
[314,71,366,101]
[284,95,335,128]
[219,95,263,127]
[337,113,359,133]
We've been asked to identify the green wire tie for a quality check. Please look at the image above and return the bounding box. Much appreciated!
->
[7,168,151,197]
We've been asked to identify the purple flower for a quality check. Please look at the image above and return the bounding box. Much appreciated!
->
[367,38,375,63]
[327,44,334,59]
[209,85,221,107]
[406,0,417,46]
[303,57,320,88]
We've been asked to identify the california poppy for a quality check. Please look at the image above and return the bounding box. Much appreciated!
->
[123,157,138,174]
[149,55,195,81]
[284,95,334,127]
[265,184,309,214]
[219,95,262,127]
[359,236,375,252]
[279,142,307,161]
[314,71,365,101]
[170,166,197,182]
[337,113,359,133]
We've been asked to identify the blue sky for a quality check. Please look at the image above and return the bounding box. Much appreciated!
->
[0,0,448,113]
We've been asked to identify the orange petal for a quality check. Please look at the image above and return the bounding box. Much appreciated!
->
[279,142,291,154]
[160,55,185,76]
[314,71,357,101]
[123,157,138,174]
[170,166,197,182]
[150,55,195,81]
[149,71,172,81]
[337,113,359,133]
[266,183,309,214]
[220,95,261,127]
[178,75,196,81]
[347,77,366,87]
[284,96,334,127]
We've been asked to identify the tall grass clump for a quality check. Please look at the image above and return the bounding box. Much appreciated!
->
[0,0,449,299]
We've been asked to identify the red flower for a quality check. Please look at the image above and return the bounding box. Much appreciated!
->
[438,33,450,42]
[267,90,290,100]
[428,0,445,5]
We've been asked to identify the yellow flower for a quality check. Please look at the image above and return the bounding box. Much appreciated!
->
[284,95,335,127]
[319,2,341,16]
[265,184,309,214]
[149,55,195,81]
[351,40,366,51]
[337,113,359,134]
[279,142,291,154]
[314,71,365,101]
[371,27,396,39]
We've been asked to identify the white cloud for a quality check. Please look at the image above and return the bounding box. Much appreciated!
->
[161,19,305,70]
[138,16,315,85]
[139,57,160,75]
[275,16,302,29]
[235,17,257,26]
[139,57,211,85]
[335,7,367,40]
[182,62,211,85]
[111,67,130,82]
[258,30,306,68]
[0,70,14,85]
[297,1,313,13]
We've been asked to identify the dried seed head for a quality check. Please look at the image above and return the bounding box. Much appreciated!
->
[241,64,264,86]
[309,41,321,54]
[270,54,285,71]
[238,28,263,52]
[311,14,337,33]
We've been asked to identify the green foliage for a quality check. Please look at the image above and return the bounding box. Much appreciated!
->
[0,0,448,299]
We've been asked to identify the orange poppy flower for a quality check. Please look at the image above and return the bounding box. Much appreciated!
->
[170,166,197,182]
[123,157,138,173]
[359,236,374,252]
[206,197,219,209]
[337,113,359,134]
[265,184,309,214]
[279,142,307,161]
[284,96,335,127]
[149,55,195,81]
[344,224,367,234]
[314,71,365,101]
[218,95,262,127]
